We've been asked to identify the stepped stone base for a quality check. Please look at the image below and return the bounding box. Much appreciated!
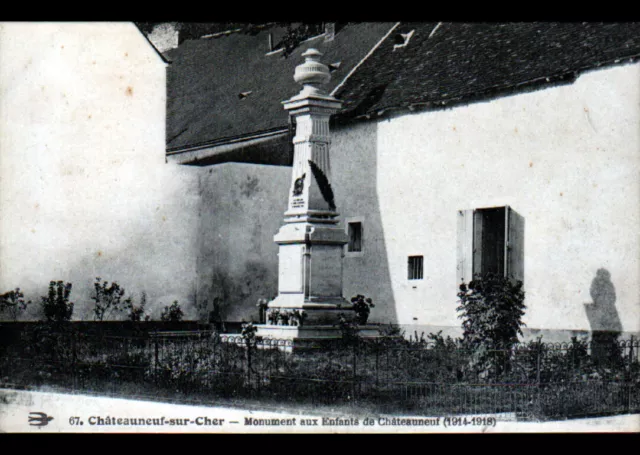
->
[255,324,384,351]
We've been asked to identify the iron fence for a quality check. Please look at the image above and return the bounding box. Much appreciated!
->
[0,326,638,420]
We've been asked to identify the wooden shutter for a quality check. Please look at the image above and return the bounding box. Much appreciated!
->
[456,210,474,284]
[472,209,484,277]
[506,206,525,284]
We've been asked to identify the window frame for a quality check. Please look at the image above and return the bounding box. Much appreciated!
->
[456,205,524,285]
[344,216,365,257]
[408,255,424,281]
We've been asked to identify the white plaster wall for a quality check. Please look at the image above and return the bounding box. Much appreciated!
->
[0,23,201,320]
[196,163,290,323]
[334,63,640,334]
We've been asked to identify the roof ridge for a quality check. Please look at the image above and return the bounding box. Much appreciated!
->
[331,22,400,97]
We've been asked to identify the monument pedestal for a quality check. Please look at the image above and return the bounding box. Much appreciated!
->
[257,220,359,342]
[255,49,381,348]
[267,221,353,322]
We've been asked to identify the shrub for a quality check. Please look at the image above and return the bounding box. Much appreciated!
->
[129,291,150,322]
[456,273,525,377]
[379,323,405,338]
[160,301,184,322]
[427,330,462,351]
[0,288,31,321]
[350,294,375,325]
[41,281,74,323]
[425,333,467,382]
[336,313,360,345]
[91,278,132,321]
[457,273,526,348]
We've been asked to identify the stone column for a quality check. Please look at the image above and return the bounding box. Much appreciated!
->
[265,49,353,329]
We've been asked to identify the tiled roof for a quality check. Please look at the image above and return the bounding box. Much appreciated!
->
[160,22,640,152]
[164,23,396,151]
[335,22,640,121]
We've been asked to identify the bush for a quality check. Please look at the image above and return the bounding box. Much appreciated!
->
[41,281,74,323]
[129,292,150,322]
[336,313,360,346]
[160,301,183,322]
[91,278,132,321]
[456,273,525,376]
[457,273,525,347]
[379,323,405,338]
[350,294,375,325]
[427,330,462,351]
[0,288,31,321]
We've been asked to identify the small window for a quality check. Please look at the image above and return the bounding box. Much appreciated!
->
[408,256,424,280]
[348,222,363,252]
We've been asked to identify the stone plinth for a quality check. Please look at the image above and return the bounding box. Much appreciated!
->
[256,324,383,351]
[269,222,353,324]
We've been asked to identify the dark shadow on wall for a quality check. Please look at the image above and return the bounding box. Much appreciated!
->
[195,163,289,324]
[333,120,398,326]
[584,268,622,346]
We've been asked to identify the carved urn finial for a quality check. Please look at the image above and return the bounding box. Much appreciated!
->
[293,48,331,97]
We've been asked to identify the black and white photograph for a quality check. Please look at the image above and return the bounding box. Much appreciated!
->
[0,21,639,433]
